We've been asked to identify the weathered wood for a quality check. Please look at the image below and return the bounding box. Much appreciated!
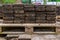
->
[56,27,60,33]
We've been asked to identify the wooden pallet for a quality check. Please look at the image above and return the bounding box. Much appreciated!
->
[56,16,60,19]
[0,4,59,35]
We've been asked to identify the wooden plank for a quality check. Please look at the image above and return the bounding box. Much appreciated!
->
[56,21,60,27]
[25,27,33,34]
[33,32,56,34]
[56,16,60,19]
[2,32,24,34]
[0,23,55,26]
[0,27,2,33]
[56,27,60,34]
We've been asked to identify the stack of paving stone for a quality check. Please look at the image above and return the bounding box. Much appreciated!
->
[0,6,3,19]
[35,5,56,23]
[35,5,46,23]
[56,6,60,22]
[2,5,14,23]
[24,4,35,23]
[13,4,24,23]
[2,4,56,24]
[45,5,56,23]
[0,6,3,23]
[56,6,60,15]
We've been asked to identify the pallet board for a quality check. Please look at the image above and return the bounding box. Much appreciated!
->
[0,4,60,34]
